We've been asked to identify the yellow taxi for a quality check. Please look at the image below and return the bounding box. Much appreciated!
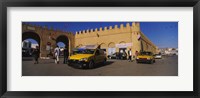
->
[67,45,107,69]
[136,51,155,64]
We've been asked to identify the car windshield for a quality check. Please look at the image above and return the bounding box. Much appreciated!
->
[75,49,95,54]
[140,52,152,55]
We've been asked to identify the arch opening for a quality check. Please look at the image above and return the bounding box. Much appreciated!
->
[56,35,69,56]
[108,42,116,55]
[22,32,40,57]
[118,41,127,54]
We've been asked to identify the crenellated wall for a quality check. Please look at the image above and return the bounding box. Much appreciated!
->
[75,22,140,39]
[75,22,157,55]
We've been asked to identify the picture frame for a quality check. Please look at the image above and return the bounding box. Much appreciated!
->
[0,0,199,98]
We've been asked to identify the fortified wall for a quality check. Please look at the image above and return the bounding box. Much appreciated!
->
[22,23,75,58]
[140,31,157,53]
[75,22,158,55]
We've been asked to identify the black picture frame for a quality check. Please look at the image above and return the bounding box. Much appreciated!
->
[0,0,199,98]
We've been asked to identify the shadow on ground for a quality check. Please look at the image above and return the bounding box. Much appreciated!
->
[68,61,115,70]
[94,61,114,69]
[22,57,33,61]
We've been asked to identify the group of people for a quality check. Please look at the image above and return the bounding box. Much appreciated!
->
[54,45,69,64]
[32,45,69,64]
[127,49,139,62]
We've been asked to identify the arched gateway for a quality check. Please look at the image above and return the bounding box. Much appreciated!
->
[22,23,75,58]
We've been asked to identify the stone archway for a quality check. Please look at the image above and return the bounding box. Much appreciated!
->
[118,41,127,52]
[100,43,107,49]
[22,24,75,58]
[108,42,116,55]
[22,32,41,46]
[119,41,126,44]
[108,42,115,48]
[22,32,41,57]
[55,35,69,56]
[56,35,69,48]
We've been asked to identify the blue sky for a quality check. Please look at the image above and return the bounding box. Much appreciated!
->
[24,22,178,48]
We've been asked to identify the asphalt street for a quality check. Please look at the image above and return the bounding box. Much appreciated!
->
[22,55,178,76]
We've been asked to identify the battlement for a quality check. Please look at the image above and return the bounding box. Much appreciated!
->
[75,22,141,37]
[22,23,73,35]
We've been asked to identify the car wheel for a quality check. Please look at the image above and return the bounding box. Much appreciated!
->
[88,61,94,69]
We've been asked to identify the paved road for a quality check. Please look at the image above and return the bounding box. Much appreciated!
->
[22,56,178,76]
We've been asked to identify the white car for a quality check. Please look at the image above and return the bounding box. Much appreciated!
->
[154,54,162,59]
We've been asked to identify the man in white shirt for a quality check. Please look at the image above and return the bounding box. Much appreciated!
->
[128,49,132,62]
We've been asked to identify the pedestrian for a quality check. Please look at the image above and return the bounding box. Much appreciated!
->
[124,50,127,60]
[116,52,119,59]
[63,46,69,64]
[128,49,132,62]
[54,45,60,64]
[135,51,139,58]
[32,46,40,64]
[119,49,123,59]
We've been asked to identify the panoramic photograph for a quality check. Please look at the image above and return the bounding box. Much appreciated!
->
[22,22,178,76]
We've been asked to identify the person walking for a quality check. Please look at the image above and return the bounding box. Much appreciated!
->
[32,46,40,64]
[54,45,60,64]
[119,49,123,59]
[116,52,119,59]
[135,51,139,58]
[128,49,132,62]
[63,46,69,64]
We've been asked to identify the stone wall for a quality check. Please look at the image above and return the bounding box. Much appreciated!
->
[22,23,75,58]
[75,22,158,55]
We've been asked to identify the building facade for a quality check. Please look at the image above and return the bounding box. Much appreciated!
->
[75,22,158,56]
[22,22,158,58]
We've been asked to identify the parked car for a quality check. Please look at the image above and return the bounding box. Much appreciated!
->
[154,54,162,59]
[22,48,32,57]
[119,52,127,60]
[136,51,155,64]
[108,52,127,60]
[68,47,107,69]
[108,52,119,59]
